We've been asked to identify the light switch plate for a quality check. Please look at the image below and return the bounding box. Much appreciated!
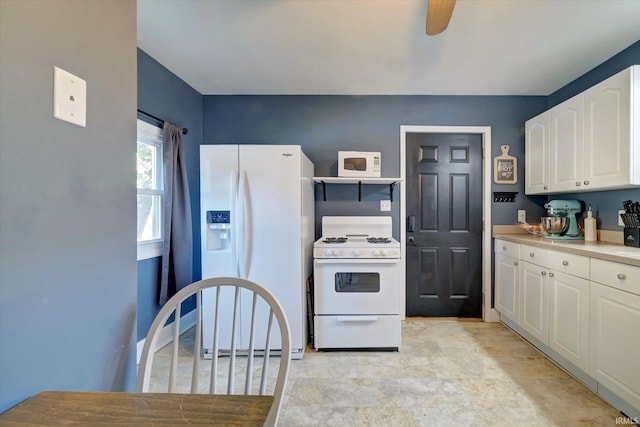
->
[618,210,626,227]
[54,66,86,127]
[380,200,391,211]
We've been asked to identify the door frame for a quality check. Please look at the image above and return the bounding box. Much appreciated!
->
[400,126,499,322]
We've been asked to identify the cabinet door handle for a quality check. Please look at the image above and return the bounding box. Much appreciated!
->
[549,272,554,277]
[575,182,581,186]
[562,260,569,266]
[541,271,547,276]
[503,246,507,251]
[543,186,548,190]
[584,180,590,185]
[617,273,626,280]
[514,261,518,266]
[530,253,535,257]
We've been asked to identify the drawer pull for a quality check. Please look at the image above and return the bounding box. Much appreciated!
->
[541,271,547,276]
[562,260,568,266]
[502,246,507,251]
[514,261,518,266]
[584,180,590,185]
[617,273,626,280]
[575,182,581,186]
[337,316,378,323]
[530,253,535,257]
[549,272,554,278]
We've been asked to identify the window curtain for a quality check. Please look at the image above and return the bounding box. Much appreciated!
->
[159,122,192,305]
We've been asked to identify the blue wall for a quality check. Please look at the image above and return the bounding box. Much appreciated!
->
[203,95,549,237]
[546,41,640,230]
[137,49,203,341]
[0,1,137,412]
[135,41,640,341]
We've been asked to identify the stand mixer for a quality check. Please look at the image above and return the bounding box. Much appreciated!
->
[542,200,584,240]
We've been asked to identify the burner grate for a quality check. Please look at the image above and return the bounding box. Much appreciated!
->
[367,237,392,244]
[322,237,347,244]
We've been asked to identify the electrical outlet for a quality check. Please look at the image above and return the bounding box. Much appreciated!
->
[618,210,626,227]
[517,210,526,224]
[380,200,391,211]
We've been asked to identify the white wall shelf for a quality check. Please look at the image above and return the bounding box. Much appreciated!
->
[313,177,403,201]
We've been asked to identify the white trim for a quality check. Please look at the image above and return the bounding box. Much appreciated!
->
[137,118,164,252]
[136,308,197,365]
[400,126,499,322]
[137,240,162,261]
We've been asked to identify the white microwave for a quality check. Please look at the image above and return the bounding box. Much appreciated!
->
[338,151,381,178]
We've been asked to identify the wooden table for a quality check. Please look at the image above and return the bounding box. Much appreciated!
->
[0,391,274,426]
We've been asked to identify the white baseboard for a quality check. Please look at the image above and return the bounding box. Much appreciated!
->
[137,309,197,364]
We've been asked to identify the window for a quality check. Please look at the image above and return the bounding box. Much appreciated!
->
[137,119,163,260]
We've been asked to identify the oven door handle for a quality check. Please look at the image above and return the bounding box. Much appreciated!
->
[337,316,378,323]
[315,258,399,264]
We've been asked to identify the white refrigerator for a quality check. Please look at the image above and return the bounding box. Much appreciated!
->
[200,145,314,359]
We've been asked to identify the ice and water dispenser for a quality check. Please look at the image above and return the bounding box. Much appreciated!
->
[206,210,231,251]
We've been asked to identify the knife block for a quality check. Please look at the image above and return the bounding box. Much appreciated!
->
[624,227,640,248]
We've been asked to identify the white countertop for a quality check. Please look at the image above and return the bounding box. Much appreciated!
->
[493,233,640,267]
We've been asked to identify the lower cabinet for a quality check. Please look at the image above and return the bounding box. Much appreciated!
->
[493,238,640,418]
[520,261,549,345]
[589,282,640,411]
[495,253,519,323]
[549,271,590,372]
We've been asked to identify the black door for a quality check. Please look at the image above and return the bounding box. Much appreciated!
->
[406,132,482,317]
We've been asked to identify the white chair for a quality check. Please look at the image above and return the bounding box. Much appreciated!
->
[136,277,291,427]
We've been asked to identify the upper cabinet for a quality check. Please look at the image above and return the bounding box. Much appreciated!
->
[525,65,640,195]
[550,93,584,192]
[525,111,550,194]
[583,68,633,190]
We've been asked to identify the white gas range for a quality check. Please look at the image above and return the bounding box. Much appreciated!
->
[313,216,401,351]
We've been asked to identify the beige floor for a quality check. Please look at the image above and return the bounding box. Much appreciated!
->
[150,319,622,426]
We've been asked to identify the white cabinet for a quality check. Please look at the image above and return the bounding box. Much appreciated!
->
[549,252,590,279]
[524,111,550,194]
[583,67,636,190]
[525,65,640,194]
[519,245,550,345]
[549,93,584,192]
[520,261,549,345]
[495,253,520,323]
[493,237,640,416]
[549,271,590,372]
[495,240,520,323]
[589,282,640,410]
[590,256,640,296]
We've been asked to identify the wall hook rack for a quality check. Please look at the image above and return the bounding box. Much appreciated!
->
[493,191,518,203]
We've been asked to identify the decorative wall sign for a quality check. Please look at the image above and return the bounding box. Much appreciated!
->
[493,145,517,184]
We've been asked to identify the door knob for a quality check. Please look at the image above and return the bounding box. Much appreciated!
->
[407,236,415,245]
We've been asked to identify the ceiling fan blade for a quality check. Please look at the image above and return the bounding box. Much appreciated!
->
[426,0,456,36]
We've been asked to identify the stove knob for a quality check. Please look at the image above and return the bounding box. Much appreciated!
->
[381,250,388,257]
[325,249,334,256]
[353,249,361,256]
[373,250,380,256]
[336,250,343,257]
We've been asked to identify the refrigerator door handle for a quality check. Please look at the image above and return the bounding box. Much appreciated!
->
[238,170,252,279]
[232,170,240,277]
